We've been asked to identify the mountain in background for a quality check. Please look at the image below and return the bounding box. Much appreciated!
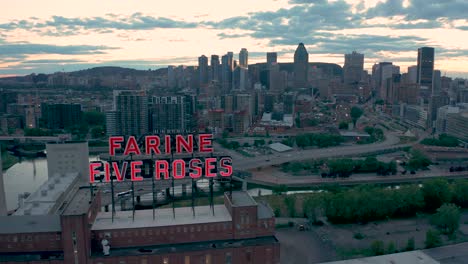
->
[0,66,168,89]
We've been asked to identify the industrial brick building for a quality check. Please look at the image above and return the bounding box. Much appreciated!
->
[0,189,279,264]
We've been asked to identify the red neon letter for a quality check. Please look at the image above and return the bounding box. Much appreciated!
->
[130,161,143,181]
[176,135,193,153]
[145,136,161,155]
[104,162,111,182]
[112,162,127,182]
[165,135,171,154]
[109,136,124,156]
[124,136,141,155]
[219,157,233,177]
[172,159,186,179]
[155,160,170,180]
[89,162,101,183]
[205,157,217,177]
[199,134,213,153]
[189,159,202,179]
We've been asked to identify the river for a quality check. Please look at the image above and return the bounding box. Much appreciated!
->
[2,156,100,212]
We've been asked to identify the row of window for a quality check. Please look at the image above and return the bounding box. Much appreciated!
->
[97,222,232,239]
[0,233,61,243]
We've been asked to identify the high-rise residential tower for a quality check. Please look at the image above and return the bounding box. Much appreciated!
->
[113,90,148,136]
[210,55,220,81]
[343,51,364,85]
[239,48,248,68]
[198,55,209,86]
[293,43,309,88]
[266,52,277,65]
[417,47,435,90]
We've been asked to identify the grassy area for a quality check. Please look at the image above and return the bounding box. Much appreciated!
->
[237,149,255,157]
[1,151,19,170]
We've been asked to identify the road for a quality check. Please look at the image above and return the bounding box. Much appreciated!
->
[247,170,468,188]
[232,132,404,171]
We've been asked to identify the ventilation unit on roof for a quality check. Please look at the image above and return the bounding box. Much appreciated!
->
[41,190,48,196]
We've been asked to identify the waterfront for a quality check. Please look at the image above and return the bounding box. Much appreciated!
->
[3,157,48,211]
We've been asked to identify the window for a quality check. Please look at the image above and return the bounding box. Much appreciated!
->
[163,257,169,264]
[205,254,211,264]
[246,251,252,263]
[184,256,190,264]
[225,253,232,264]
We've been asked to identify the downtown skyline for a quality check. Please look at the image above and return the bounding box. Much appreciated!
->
[0,0,467,77]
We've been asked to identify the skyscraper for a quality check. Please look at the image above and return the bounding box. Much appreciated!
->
[221,52,234,92]
[267,52,277,65]
[150,95,195,134]
[198,55,209,86]
[113,90,148,136]
[210,55,220,81]
[407,65,418,84]
[343,51,364,85]
[432,69,442,95]
[417,47,435,90]
[239,48,248,68]
[293,43,309,88]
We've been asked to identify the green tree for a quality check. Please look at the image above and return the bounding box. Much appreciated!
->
[387,241,396,254]
[425,229,442,248]
[339,121,349,130]
[82,111,105,126]
[370,240,385,255]
[405,237,415,251]
[451,179,468,207]
[431,203,461,234]
[272,185,288,195]
[284,195,297,217]
[408,150,431,170]
[422,178,452,211]
[91,126,105,138]
[350,106,364,126]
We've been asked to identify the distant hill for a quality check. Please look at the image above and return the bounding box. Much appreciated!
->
[0,66,168,89]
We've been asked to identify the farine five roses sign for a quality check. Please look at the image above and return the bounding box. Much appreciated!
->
[89,134,233,183]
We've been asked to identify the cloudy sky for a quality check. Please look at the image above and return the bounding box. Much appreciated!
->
[1,0,467,77]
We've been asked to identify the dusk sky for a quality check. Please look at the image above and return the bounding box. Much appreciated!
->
[1,0,467,77]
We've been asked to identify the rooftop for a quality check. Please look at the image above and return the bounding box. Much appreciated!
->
[269,142,293,152]
[92,205,231,231]
[0,215,61,234]
[62,187,93,216]
[14,172,79,216]
[230,191,257,207]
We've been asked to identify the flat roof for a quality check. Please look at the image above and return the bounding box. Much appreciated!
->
[92,205,231,231]
[62,187,92,216]
[423,242,468,264]
[14,172,79,216]
[269,142,293,152]
[0,215,61,234]
[321,251,439,264]
[230,191,257,207]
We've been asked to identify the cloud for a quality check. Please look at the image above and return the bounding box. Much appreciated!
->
[0,13,198,36]
[366,0,468,21]
[23,59,85,64]
[0,42,117,56]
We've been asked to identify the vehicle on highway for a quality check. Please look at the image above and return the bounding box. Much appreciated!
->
[117,190,133,197]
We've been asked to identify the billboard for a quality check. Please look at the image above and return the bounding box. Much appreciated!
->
[89,134,233,183]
